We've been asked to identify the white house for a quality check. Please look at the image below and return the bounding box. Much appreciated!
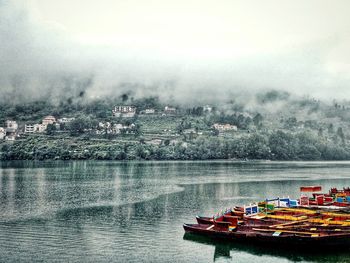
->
[112,106,136,117]
[24,124,36,133]
[0,127,5,140]
[35,124,47,133]
[5,134,15,141]
[5,120,18,132]
[25,124,47,133]
[144,108,156,114]
[213,123,238,132]
[58,117,75,124]
[42,116,56,125]
[5,121,18,140]
[203,105,213,113]
[113,123,135,134]
[99,122,111,129]
[164,106,176,114]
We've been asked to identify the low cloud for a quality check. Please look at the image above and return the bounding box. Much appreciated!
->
[1,0,350,106]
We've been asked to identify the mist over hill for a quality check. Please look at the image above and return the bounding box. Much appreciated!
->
[1,1,350,105]
[2,1,350,162]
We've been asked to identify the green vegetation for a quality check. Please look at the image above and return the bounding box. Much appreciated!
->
[1,129,350,161]
[1,92,350,161]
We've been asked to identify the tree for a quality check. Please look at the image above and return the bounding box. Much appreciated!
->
[247,134,271,159]
[46,124,56,135]
[296,132,321,160]
[269,130,297,160]
[121,94,129,102]
[68,116,97,136]
[253,113,263,128]
[284,117,297,129]
[337,127,345,143]
[318,128,323,137]
[328,123,334,134]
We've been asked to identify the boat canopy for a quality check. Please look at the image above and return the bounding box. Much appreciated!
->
[265,197,299,208]
[244,204,258,215]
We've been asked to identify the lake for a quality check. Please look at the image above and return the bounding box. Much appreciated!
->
[0,160,350,262]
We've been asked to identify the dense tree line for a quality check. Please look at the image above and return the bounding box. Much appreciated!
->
[2,93,350,161]
[1,130,350,161]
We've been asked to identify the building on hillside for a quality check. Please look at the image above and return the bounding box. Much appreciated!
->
[24,124,35,133]
[5,134,16,141]
[35,124,47,133]
[113,123,135,134]
[212,123,238,132]
[96,123,136,135]
[183,128,197,134]
[5,120,18,132]
[203,105,213,113]
[113,123,123,132]
[145,139,162,145]
[25,124,47,133]
[164,106,176,114]
[0,127,5,140]
[4,120,18,140]
[42,116,56,126]
[99,122,111,129]
[58,117,75,124]
[143,108,156,114]
[112,106,136,117]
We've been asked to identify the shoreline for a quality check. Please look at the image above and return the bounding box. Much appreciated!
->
[2,159,350,163]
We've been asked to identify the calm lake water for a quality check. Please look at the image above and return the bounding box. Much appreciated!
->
[1,160,350,262]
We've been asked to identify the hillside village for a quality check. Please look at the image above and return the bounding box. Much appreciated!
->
[0,104,238,143]
[1,92,350,161]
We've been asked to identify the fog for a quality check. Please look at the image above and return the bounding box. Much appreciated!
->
[1,0,350,104]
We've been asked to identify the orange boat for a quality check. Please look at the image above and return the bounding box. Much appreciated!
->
[300,186,322,192]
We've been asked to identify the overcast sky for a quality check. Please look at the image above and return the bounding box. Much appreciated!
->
[1,0,350,103]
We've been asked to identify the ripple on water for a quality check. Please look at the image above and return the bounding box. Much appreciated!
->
[1,161,350,262]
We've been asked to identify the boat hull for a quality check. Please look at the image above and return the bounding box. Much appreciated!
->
[183,223,350,248]
[196,216,214,224]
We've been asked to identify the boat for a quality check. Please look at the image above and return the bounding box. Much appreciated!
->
[300,186,322,192]
[196,207,246,224]
[183,223,350,248]
[186,186,350,248]
[298,186,350,208]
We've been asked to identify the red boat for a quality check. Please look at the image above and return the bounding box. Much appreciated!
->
[300,186,322,192]
[196,207,245,224]
[186,186,350,249]
[330,187,350,196]
[299,186,350,208]
[183,223,350,248]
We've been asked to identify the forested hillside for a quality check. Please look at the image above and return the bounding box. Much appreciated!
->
[1,91,350,161]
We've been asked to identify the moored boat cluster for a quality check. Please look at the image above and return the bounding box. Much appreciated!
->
[183,186,350,248]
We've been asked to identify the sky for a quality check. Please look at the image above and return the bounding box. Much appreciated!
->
[1,0,350,103]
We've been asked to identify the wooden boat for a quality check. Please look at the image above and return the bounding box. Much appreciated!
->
[187,186,350,248]
[300,186,322,192]
[196,215,214,225]
[183,232,350,260]
[183,223,350,248]
[196,207,245,224]
[197,204,350,226]
[298,186,350,208]
[329,187,350,196]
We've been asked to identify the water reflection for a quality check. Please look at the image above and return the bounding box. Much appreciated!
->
[0,161,350,262]
[183,233,350,262]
